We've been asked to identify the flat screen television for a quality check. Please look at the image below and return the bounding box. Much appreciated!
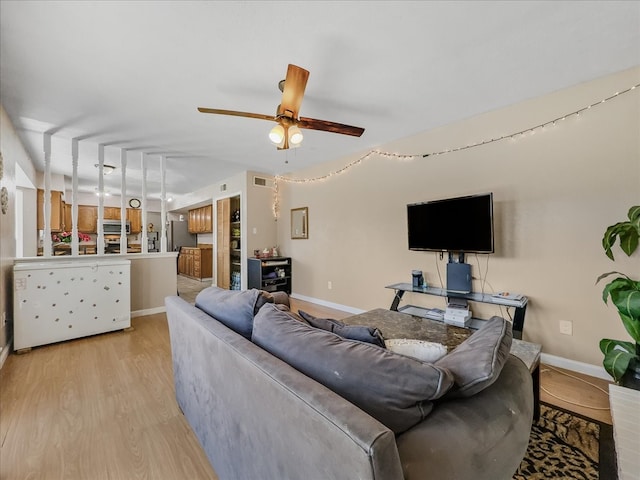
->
[407,192,494,254]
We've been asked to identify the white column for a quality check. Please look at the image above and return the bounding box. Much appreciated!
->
[71,139,79,256]
[120,149,127,253]
[141,153,148,254]
[97,145,105,255]
[160,155,167,253]
[43,134,52,257]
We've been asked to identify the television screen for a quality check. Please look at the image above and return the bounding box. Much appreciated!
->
[407,193,494,253]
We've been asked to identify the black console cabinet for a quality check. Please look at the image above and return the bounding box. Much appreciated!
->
[248,257,292,294]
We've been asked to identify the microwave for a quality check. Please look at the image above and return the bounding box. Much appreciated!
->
[103,220,130,234]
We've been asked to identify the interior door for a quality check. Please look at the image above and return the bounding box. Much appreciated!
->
[216,198,230,289]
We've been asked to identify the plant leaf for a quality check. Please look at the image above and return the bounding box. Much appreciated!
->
[598,272,631,303]
[600,338,635,354]
[618,227,639,257]
[600,339,635,382]
[602,223,626,260]
[618,312,640,344]
[602,209,640,259]
[610,286,640,318]
[627,205,640,222]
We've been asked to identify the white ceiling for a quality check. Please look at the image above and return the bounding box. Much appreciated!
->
[1,1,639,201]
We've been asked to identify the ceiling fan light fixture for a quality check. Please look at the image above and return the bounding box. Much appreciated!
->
[288,125,303,146]
[94,163,116,175]
[269,124,285,144]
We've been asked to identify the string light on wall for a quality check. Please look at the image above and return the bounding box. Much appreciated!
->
[272,83,639,217]
[276,83,638,184]
[272,176,280,219]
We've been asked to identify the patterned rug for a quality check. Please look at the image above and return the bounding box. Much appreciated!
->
[514,403,616,480]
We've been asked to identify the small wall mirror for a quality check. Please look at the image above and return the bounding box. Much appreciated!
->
[291,207,308,239]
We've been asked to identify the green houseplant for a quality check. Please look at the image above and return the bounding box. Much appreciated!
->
[597,205,640,387]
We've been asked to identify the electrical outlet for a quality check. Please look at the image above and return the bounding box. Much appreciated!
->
[559,320,573,335]
[327,281,332,290]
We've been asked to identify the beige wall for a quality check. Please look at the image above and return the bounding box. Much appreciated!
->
[0,105,37,362]
[129,255,178,313]
[245,171,278,256]
[277,67,640,367]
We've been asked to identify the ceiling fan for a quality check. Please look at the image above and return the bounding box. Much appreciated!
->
[198,64,365,150]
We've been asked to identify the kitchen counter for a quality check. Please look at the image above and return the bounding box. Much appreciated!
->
[40,243,145,255]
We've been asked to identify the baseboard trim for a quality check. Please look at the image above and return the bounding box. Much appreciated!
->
[131,306,166,318]
[289,293,366,315]
[540,352,612,381]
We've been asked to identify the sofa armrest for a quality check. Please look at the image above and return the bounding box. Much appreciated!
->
[270,290,290,308]
[396,354,533,480]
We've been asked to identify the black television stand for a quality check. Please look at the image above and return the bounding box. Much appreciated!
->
[386,282,528,339]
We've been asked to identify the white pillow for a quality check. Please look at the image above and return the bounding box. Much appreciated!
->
[385,339,447,363]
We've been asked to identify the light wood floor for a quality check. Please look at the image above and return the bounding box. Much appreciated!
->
[0,285,612,479]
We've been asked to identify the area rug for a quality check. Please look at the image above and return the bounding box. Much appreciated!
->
[513,403,616,480]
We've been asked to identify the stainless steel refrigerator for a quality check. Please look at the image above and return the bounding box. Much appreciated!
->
[169,220,196,251]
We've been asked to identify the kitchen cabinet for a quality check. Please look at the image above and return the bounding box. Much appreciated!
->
[103,207,121,221]
[64,203,72,232]
[50,205,140,235]
[77,205,97,233]
[178,246,213,280]
[57,204,98,234]
[188,205,213,233]
[37,189,64,232]
[188,208,198,233]
[127,208,142,234]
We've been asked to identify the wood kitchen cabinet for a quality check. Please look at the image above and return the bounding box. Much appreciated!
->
[58,203,98,233]
[103,207,121,220]
[64,203,72,232]
[178,246,213,280]
[127,208,142,234]
[37,189,64,232]
[188,205,213,233]
[77,205,97,233]
[188,208,198,233]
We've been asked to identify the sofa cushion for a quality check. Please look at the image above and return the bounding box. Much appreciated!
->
[434,316,512,398]
[384,339,447,363]
[298,310,386,347]
[195,287,270,339]
[252,303,454,434]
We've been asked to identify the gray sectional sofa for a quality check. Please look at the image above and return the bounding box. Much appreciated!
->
[165,287,533,480]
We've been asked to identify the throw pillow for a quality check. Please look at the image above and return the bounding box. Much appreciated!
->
[298,310,386,347]
[253,304,454,434]
[384,339,447,363]
[195,287,269,339]
[434,316,512,398]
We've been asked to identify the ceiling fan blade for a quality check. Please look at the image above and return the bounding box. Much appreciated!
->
[297,117,365,137]
[197,107,276,122]
[279,64,309,119]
